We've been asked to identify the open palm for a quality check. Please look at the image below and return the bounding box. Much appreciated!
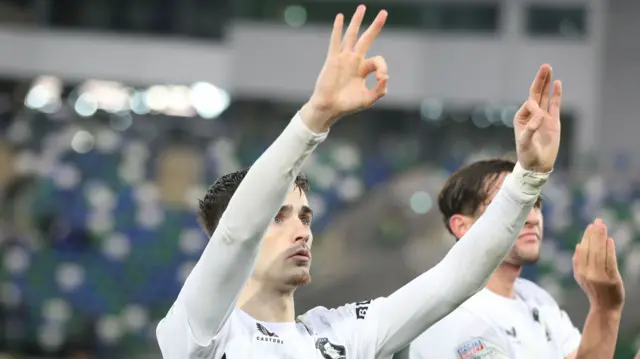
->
[573,219,625,311]
[514,64,562,173]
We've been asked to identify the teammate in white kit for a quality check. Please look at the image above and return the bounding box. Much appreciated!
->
[407,164,625,355]
[156,5,563,359]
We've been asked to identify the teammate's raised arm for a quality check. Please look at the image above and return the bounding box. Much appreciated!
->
[571,219,624,359]
[364,65,563,358]
[156,5,390,358]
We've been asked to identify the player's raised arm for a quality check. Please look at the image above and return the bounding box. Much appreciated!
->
[156,4,390,355]
[365,65,563,358]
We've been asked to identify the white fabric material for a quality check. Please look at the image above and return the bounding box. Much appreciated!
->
[408,278,581,359]
[156,112,549,359]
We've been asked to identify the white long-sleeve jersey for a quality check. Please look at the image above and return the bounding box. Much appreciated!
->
[405,278,581,359]
[156,112,549,359]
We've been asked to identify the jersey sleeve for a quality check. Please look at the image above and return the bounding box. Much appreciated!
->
[408,308,513,359]
[156,300,231,359]
[156,113,327,359]
[350,164,549,358]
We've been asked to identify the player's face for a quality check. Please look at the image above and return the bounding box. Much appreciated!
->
[480,172,544,265]
[253,188,314,288]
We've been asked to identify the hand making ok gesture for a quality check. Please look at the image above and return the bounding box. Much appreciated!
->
[301,5,389,132]
[514,64,562,173]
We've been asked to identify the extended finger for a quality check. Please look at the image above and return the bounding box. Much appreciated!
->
[605,237,619,278]
[577,242,588,274]
[529,64,552,103]
[366,75,389,107]
[582,223,594,266]
[572,244,582,282]
[515,100,544,145]
[539,69,553,111]
[593,219,608,270]
[514,99,542,123]
[549,80,562,121]
[327,13,345,56]
[360,55,388,79]
[354,10,388,55]
[343,5,366,51]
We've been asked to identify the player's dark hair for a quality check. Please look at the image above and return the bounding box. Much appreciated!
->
[198,168,310,237]
[438,158,516,237]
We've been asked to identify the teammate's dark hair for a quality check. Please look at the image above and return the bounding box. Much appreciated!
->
[438,158,516,236]
[198,168,310,237]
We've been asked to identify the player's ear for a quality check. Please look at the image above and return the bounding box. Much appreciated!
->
[448,214,473,240]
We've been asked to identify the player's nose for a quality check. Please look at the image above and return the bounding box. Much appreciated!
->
[293,220,311,244]
[294,234,310,245]
[525,207,541,227]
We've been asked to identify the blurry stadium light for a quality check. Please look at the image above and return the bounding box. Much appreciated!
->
[420,99,443,122]
[409,191,432,214]
[0,282,21,309]
[96,315,123,344]
[145,85,170,112]
[330,143,361,171]
[130,90,150,115]
[3,247,30,274]
[74,93,98,117]
[189,82,230,119]
[166,85,196,117]
[55,263,85,292]
[310,164,338,190]
[179,229,206,255]
[6,120,32,144]
[25,75,63,112]
[52,163,81,189]
[121,305,149,332]
[483,105,502,125]
[471,106,491,128]
[308,193,326,219]
[40,100,62,114]
[102,233,131,261]
[136,205,164,229]
[337,176,363,202]
[87,210,115,233]
[501,106,518,128]
[284,5,307,27]
[95,128,123,153]
[78,80,131,113]
[41,298,72,323]
[70,130,95,153]
[37,323,65,350]
[109,112,133,132]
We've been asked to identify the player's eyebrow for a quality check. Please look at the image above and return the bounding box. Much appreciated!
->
[279,205,313,217]
[300,205,313,217]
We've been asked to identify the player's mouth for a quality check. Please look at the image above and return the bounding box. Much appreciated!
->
[518,232,540,242]
[288,248,311,261]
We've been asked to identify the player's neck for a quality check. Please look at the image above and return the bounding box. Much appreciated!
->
[485,261,521,298]
[237,280,296,322]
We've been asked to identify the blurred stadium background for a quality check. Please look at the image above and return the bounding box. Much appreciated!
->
[1,0,640,357]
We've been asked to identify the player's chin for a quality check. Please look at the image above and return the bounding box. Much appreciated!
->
[285,268,312,287]
[517,252,540,265]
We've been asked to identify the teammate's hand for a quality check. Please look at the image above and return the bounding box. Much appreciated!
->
[573,219,625,311]
[301,5,389,132]
[514,64,562,173]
